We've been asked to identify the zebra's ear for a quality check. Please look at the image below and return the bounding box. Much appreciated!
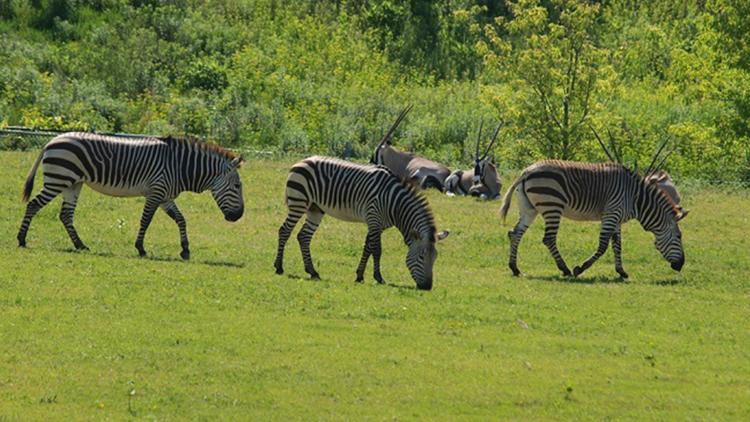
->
[231,155,244,169]
[436,230,450,241]
[676,209,690,221]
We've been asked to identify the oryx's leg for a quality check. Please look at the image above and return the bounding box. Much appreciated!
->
[274,200,307,275]
[573,216,617,277]
[611,226,628,279]
[18,182,66,247]
[161,200,190,260]
[356,225,384,284]
[297,206,324,280]
[59,183,88,250]
[134,196,162,257]
[507,194,537,276]
[541,209,572,277]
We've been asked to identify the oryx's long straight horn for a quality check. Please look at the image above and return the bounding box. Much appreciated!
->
[482,121,503,160]
[645,134,672,175]
[378,104,413,148]
[651,146,676,175]
[606,128,623,164]
[475,119,484,160]
[589,123,615,163]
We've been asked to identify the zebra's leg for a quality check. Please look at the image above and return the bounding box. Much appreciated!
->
[508,200,538,276]
[611,226,628,279]
[160,200,190,260]
[17,184,64,247]
[59,183,88,250]
[297,206,324,280]
[573,220,616,277]
[541,210,572,277]
[134,197,161,257]
[274,205,306,275]
[356,227,384,283]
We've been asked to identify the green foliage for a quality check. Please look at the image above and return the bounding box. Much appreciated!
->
[0,0,747,183]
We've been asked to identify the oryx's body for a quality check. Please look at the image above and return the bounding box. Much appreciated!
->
[500,160,687,278]
[17,132,245,259]
[370,105,452,190]
[375,146,452,190]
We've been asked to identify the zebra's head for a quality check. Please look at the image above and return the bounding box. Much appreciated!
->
[211,155,245,222]
[468,156,502,200]
[652,214,686,271]
[406,229,450,290]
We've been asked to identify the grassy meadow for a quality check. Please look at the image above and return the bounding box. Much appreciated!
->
[0,150,749,420]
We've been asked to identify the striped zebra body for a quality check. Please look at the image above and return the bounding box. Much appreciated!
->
[17,132,244,259]
[274,156,448,290]
[500,160,686,278]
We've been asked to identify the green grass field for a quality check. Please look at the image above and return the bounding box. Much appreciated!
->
[1,151,748,420]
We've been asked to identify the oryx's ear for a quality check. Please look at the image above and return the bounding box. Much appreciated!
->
[436,230,450,241]
[231,154,244,169]
[488,154,495,164]
[676,209,690,221]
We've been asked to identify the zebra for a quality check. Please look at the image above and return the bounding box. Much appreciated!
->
[371,105,452,190]
[17,132,244,259]
[274,156,449,290]
[445,121,503,200]
[499,160,688,278]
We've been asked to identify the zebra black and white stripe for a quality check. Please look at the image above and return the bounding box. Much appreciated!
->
[499,160,687,278]
[274,156,449,290]
[17,132,244,259]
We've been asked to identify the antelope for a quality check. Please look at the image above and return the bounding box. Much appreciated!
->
[371,105,452,190]
[445,121,503,200]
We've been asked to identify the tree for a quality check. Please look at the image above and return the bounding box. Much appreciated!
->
[481,0,604,160]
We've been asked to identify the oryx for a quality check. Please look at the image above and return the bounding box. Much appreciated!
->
[371,105,452,190]
[444,121,503,200]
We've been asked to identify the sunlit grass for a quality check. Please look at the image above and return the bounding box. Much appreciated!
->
[0,151,748,420]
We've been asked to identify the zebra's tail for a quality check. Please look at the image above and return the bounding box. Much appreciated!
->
[499,176,523,224]
[22,150,44,202]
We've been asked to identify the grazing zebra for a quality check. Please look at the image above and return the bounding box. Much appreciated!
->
[371,105,452,190]
[17,132,244,259]
[499,160,688,278]
[274,156,449,290]
[445,121,503,200]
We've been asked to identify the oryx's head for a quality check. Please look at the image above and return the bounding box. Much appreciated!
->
[211,154,245,222]
[645,170,682,208]
[469,120,503,200]
[371,105,413,166]
[406,228,449,290]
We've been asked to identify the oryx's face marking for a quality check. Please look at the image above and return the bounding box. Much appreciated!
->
[211,156,244,222]
[406,230,449,290]
[469,157,502,200]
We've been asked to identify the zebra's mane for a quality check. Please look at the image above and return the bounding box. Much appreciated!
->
[159,135,238,161]
[397,176,437,235]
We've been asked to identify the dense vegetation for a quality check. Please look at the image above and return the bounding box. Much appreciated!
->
[1,0,748,183]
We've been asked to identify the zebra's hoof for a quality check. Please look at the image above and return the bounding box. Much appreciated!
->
[310,273,321,281]
[355,275,364,283]
[561,268,572,277]
[275,267,283,275]
[573,266,583,277]
[180,250,190,260]
[509,263,521,277]
[617,270,629,279]
[375,277,385,285]
[18,241,26,248]
[137,250,147,258]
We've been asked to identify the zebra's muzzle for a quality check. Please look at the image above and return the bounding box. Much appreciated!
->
[224,209,243,222]
[671,257,684,272]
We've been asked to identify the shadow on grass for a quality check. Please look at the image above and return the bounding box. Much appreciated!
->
[525,274,627,284]
[652,278,681,286]
[60,248,244,268]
